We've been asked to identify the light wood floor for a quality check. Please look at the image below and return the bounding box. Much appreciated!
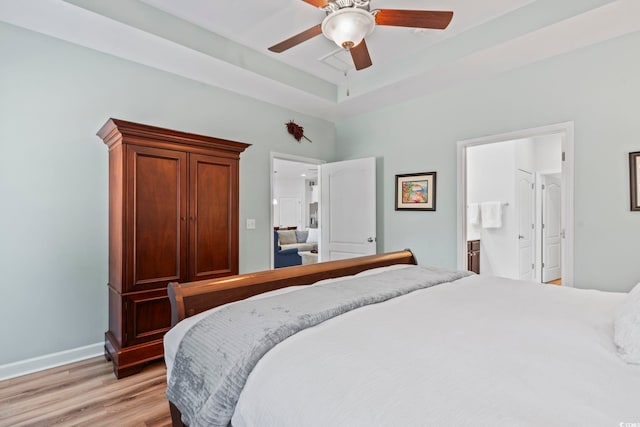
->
[0,357,171,427]
[548,278,562,286]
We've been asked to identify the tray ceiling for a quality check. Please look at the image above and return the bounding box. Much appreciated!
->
[1,0,638,121]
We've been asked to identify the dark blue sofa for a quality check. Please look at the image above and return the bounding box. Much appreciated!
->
[274,230,302,268]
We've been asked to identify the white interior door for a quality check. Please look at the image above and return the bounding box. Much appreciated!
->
[542,174,562,282]
[517,170,535,280]
[278,197,301,229]
[320,157,376,262]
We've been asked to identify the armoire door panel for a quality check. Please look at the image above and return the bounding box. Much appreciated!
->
[124,290,172,346]
[126,145,188,291]
[189,154,238,279]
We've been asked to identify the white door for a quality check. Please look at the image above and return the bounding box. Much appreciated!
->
[517,170,535,280]
[542,174,562,282]
[278,197,301,229]
[320,157,376,261]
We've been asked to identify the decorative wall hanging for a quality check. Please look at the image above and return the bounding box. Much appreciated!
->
[630,151,640,211]
[285,120,312,143]
[395,172,437,211]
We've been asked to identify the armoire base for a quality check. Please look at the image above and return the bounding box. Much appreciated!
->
[104,332,164,379]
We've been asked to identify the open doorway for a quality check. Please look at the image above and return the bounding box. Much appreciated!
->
[271,154,378,270]
[271,153,323,269]
[457,122,574,286]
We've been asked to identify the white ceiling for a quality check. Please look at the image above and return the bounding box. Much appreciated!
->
[1,0,639,122]
[138,0,534,84]
[274,158,319,180]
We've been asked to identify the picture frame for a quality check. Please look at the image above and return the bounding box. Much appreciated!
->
[630,152,640,211]
[395,172,436,211]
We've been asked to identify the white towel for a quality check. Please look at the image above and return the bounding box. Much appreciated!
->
[481,201,503,228]
[468,203,480,226]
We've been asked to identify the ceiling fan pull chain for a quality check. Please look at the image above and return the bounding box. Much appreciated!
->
[345,71,350,97]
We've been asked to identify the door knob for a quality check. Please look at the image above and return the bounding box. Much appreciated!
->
[367,237,374,243]
[518,235,524,239]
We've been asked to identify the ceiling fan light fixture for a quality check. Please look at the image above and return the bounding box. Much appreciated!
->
[321,8,375,49]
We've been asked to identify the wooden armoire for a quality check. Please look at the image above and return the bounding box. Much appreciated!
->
[97,119,250,378]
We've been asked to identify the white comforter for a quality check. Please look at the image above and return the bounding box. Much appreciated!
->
[233,274,639,427]
[166,272,640,427]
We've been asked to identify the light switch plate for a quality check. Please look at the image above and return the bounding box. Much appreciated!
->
[246,218,256,229]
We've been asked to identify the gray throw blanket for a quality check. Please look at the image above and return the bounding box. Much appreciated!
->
[167,265,471,427]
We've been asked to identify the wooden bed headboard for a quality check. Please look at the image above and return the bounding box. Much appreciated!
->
[167,250,417,326]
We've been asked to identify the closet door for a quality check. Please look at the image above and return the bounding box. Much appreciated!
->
[188,154,239,280]
[125,145,188,292]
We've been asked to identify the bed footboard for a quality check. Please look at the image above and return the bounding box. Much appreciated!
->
[169,401,186,427]
[166,250,416,427]
[168,250,416,326]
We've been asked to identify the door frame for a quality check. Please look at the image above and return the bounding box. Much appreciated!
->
[456,122,574,286]
[270,152,324,270]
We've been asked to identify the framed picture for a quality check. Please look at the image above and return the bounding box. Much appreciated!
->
[630,152,640,211]
[395,172,436,211]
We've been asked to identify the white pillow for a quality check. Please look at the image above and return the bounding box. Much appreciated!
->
[613,282,640,364]
[306,228,318,243]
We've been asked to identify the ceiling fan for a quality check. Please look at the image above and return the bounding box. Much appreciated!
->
[268,0,454,71]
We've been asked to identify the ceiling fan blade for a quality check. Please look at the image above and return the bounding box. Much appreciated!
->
[375,10,453,29]
[268,24,323,53]
[300,0,329,7]
[350,39,372,71]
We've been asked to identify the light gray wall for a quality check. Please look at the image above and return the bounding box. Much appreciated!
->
[533,134,562,172]
[2,21,640,368]
[336,31,640,292]
[0,23,336,365]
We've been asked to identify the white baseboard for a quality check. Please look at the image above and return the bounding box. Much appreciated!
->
[0,342,104,381]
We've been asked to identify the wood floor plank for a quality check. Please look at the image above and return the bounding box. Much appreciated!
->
[0,357,171,427]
